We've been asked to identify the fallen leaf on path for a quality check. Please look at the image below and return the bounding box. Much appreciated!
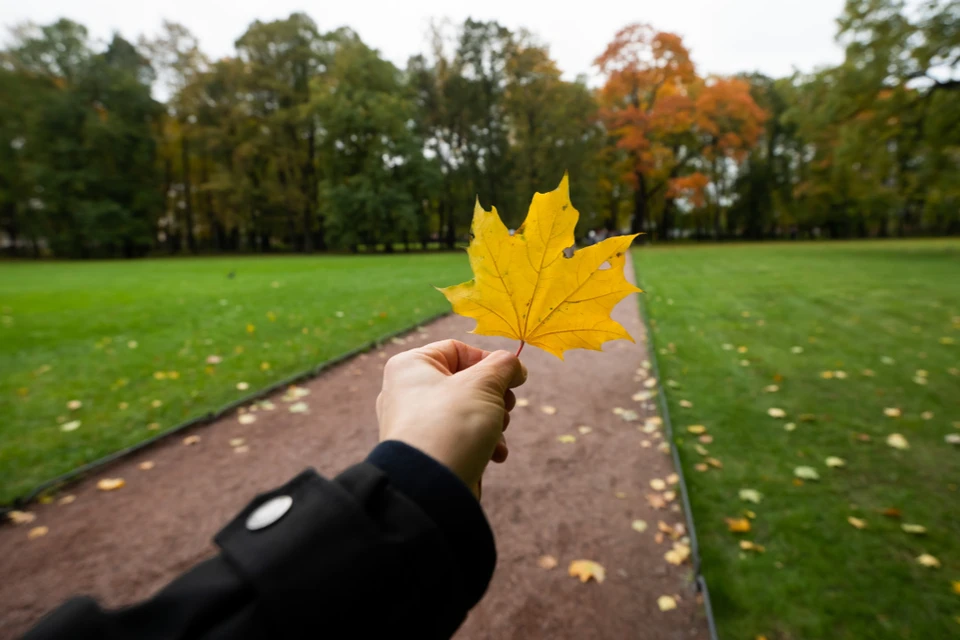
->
[514,398,529,407]
[631,520,648,533]
[884,407,901,418]
[282,386,310,402]
[577,425,593,435]
[614,491,627,499]
[647,494,667,509]
[650,478,666,490]
[557,435,576,444]
[666,473,679,485]
[901,523,927,534]
[767,408,786,418]
[726,517,751,533]
[664,542,691,565]
[663,490,677,502]
[234,445,250,454]
[632,390,652,402]
[848,516,867,530]
[97,478,125,491]
[138,461,155,471]
[886,433,909,450]
[687,425,706,434]
[229,438,246,447]
[739,489,763,504]
[657,595,677,611]
[540,405,557,415]
[658,442,671,454]
[620,409,639,422]
[60,420,81,432]
[916,553,940,568]
[537,555,558,570]
[8,510,36,525]
[825,456,846,468]
[644,377,658,389]
[289,402,309,414]
[438,176,639,358]
[238,414,256,425]
[794,466,820,480]
[568,559,606,583]
[641,440,651,448]
[58,495,75,506]
[28,526,49,540]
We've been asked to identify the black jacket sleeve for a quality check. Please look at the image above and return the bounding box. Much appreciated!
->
[24,441,496,640]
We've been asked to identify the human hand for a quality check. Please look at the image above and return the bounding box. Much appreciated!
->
[376,340,527,498]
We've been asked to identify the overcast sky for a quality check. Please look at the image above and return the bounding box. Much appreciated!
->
[2,0,847,84]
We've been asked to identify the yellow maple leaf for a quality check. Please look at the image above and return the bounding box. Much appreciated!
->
[568,559,606,583]
[438,175,641,358]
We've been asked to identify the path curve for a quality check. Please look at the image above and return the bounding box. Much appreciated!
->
[0,258,708,639]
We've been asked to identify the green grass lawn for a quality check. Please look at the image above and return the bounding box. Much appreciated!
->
[0,254,469,503]
[633,240,960,639]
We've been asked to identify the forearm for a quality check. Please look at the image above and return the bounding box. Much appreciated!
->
[25,442,496,640]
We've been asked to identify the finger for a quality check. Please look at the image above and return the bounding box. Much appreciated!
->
[502,410,511,431]
[492,434,508,463]
[504,389,516,412]
[463,350,527,393]
[416,340,492,374]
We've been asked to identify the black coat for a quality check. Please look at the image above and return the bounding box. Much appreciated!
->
[25,441,496,639]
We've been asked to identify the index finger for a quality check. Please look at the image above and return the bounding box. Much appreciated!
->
[417,339,492,374]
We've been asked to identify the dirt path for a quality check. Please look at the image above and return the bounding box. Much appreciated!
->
[0,258,708,639]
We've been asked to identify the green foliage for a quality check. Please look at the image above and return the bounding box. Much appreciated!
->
[635,239,960,639]
[0,253,470,502]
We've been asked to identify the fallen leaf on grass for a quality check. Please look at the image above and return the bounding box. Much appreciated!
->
[650,478,666,490]
[722,343,733,351]
[791,346,804,354]
[8,510,36,525]
[67,399,82,410]
[557,435,576,444]
[97,478,125,491]
[881,356,895,365]
[739,489,763,504]
[699,434,713,444]
[706,458,723,469]
[568,559,605,583]
[726,518,751,533]
[631,520,648,533]
[695,444,709,456]
[289,402,309,414]
[138,461,155,471]
[941,336,956,345]
[916,553,940,568]
[537,555,558,570]
[880,507,902,518]
[763,385,779,393]
[739,360,751,367]
[541,405,557,415]
[820,371,834,379]
[886,433,910,450]
[694,463,709,472]
[679,400,693,408]
[514,398,529,407]
[825,456,846,468]
[848,516,867,529]
[236,382,250,391]
[946,434,960,445]
[28,526,49,540]
[784,422,797,432]
[901,523,927,535]
[767,408,786,418]
[794,466,820,480]
[883,407,902,418]
[920,411,934,420]
[657,595,677,611]
[60,420,81,433]
[739,540,766,553]
[737,346,748,353]
[687,425,706,435]
[951,580,960,596]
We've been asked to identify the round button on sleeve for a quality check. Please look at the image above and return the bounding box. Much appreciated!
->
[245,495,293,531]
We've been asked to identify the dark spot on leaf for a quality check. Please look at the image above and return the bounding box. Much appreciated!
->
[616,252,622,257]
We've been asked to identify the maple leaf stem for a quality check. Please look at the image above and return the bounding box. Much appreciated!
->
[515,341,525,357]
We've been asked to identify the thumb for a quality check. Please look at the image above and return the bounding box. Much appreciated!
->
[465,350,527,393]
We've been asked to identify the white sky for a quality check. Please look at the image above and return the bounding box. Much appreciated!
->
[2,0,847,85]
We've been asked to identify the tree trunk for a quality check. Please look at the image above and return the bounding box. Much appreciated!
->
[631,171,647,237]
[181,134,196,253]
[302,124,317,252]
[661,198,675,242]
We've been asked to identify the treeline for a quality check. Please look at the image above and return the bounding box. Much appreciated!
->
[0,0,957,258]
